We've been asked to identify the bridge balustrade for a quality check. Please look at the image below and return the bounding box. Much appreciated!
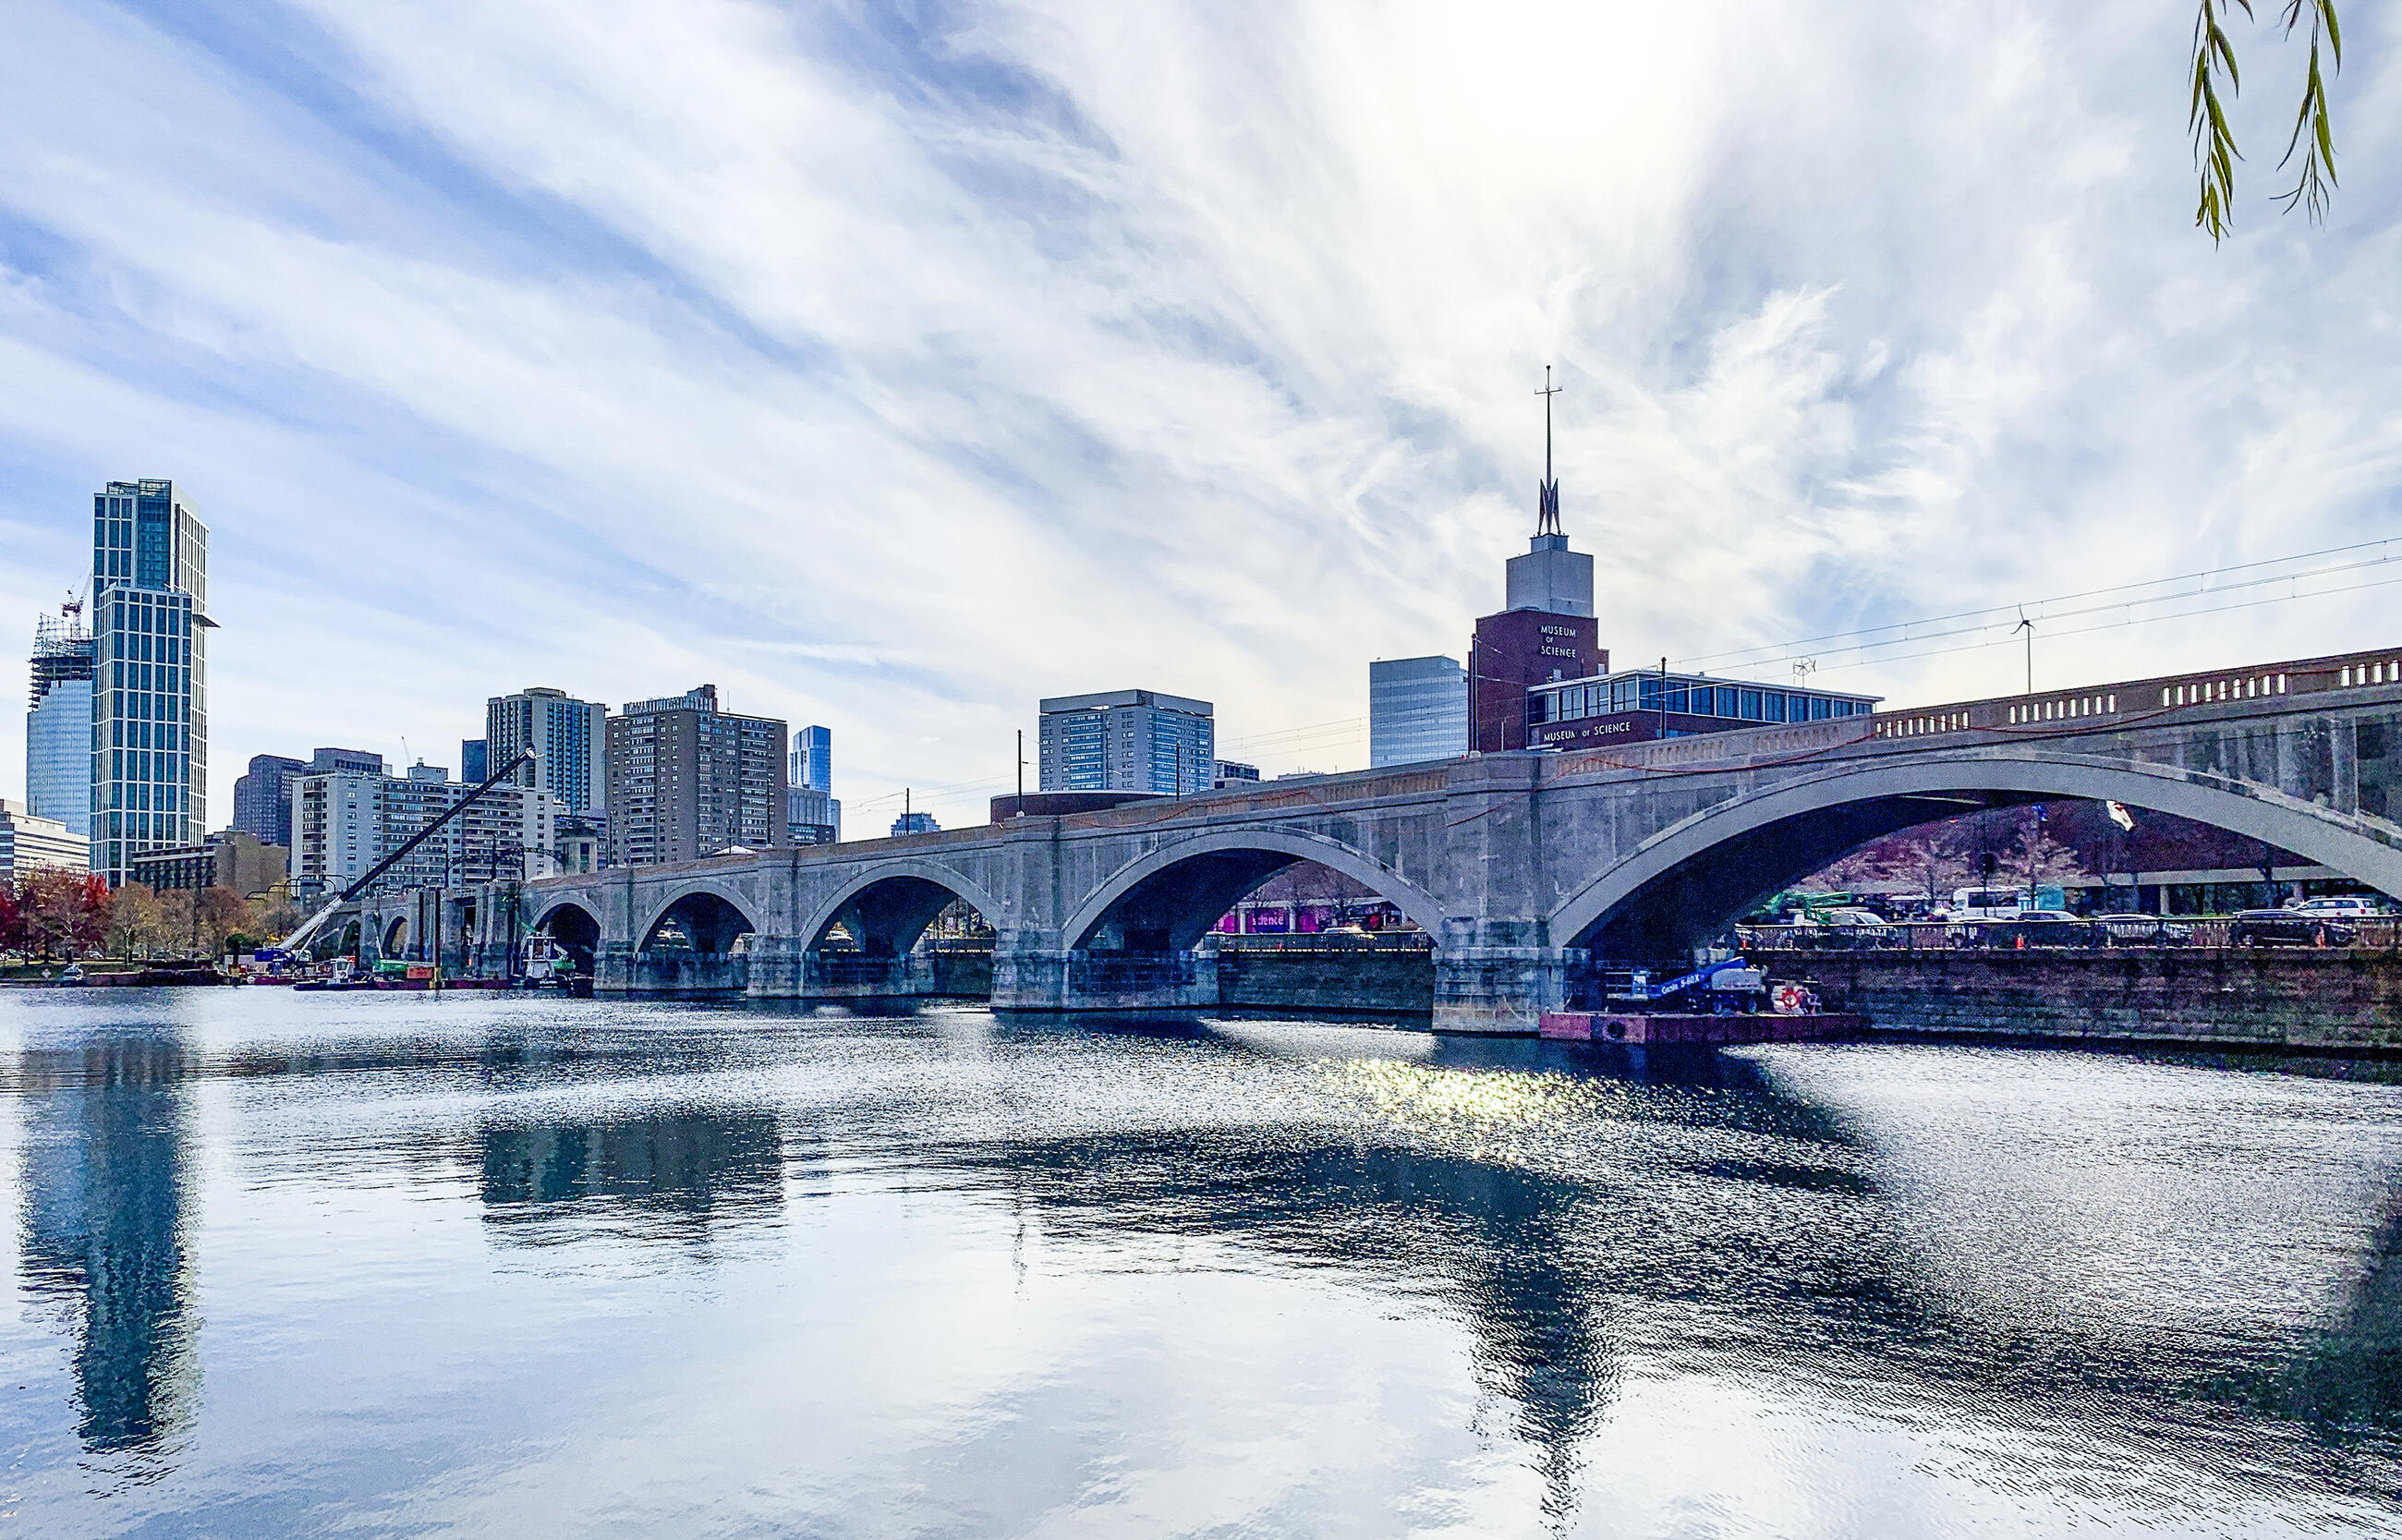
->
[1739,918,2400,953]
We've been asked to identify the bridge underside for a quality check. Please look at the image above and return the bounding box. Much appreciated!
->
[1582,790,2049,957]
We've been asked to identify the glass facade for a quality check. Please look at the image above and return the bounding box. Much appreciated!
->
[28,604,95,834]
[29,679,92,835]
[792,725,832,795]
[1369,656,1468,767]
[1527,670,1875,732]
[89,481,208,886]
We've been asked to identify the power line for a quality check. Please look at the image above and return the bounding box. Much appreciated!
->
[1793,569,2402,680]
[1674,536,2402,679]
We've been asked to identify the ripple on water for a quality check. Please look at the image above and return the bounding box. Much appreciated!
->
[2,988,2398,1536]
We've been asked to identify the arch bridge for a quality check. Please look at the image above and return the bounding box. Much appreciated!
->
[375,646,2402,1033]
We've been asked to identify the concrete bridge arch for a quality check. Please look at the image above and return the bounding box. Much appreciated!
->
[1063,827,1450,952]
[796,859,1004,958]
[636,881,761,955]
[531,897,603,972]
[1550,746,2402,957]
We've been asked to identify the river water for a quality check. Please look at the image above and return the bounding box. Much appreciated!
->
[2,990,2398,1538]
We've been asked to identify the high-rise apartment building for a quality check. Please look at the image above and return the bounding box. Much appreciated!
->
[89,479,209,885]
[1369,656,1469,767]
[486,687,606,815]
[1037,690,1214,794]
[26,600,94,835]
[604,685,785,866]
[233,747,382,851]
[460,739,488,785]
[231,754,306,845]
[290,763,557,901]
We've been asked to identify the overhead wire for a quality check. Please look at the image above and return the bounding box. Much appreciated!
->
[1676,536,2401,679]
[855,535,2396,814]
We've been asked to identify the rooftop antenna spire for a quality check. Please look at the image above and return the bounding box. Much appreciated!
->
[1535,365,1563,538]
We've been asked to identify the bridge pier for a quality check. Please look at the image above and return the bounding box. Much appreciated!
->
[595,943,635,993]
[1431,919,1569,1035]
[785,950,940,1000]
[1431,950,1568,1035]
[991,942,1219,1013]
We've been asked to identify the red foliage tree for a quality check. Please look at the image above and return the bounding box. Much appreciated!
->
[0,879,26,955]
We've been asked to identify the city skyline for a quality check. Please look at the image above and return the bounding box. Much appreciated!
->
[4,5,2401,837]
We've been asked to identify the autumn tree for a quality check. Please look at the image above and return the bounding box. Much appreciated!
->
[19,868,106,960]
[198,887,251,954]
[107,883,166,960]
[0,879,25,956]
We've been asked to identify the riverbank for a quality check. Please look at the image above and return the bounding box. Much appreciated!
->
[1799,949,2402,1054]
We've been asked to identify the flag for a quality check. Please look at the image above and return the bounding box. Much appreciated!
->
[2106,800,2135,832]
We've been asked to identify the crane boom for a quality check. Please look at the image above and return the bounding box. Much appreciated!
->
[275,750,539,956]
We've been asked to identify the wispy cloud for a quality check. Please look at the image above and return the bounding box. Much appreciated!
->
[2,1,2398,827]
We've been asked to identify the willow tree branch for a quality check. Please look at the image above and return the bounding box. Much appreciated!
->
[2188,0,2344,243]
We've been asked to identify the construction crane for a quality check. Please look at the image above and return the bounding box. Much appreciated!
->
[275,749,537,959]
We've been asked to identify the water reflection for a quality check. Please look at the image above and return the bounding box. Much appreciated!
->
[3,998,2397,1534]
[2277,1199,2402,1437]
[15,1031,198,1458]
[477,1110,787,1242]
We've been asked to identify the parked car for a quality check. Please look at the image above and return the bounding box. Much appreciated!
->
[1955,911,2102,949]
[2288,895,2390,919]
[2092,914,2195,948]
[2228,909,2357,947]
[1798,907,1902,950]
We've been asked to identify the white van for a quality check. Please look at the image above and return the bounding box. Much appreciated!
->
[1947,887,2032,922]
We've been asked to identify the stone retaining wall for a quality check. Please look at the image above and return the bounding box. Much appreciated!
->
[1796,950,2402,1053]
[1212,947,1433,1014]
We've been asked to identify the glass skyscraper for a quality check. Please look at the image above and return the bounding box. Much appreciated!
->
[27,600,95,835]
[89,479,209,886]
[787,725,838,843]
[1369,656,1468,767]
[791,724,832,794]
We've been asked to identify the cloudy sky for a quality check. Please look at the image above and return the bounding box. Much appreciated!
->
[3,1,2398,831]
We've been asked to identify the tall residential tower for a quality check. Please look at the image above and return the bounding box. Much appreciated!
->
[89,479,209,886]
[486,687,606,815]
[604,685,786,865]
